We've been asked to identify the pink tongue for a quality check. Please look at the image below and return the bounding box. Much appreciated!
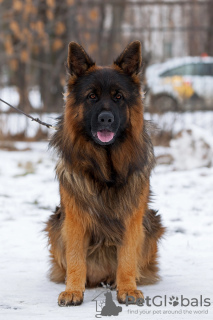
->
[97,130,114,143]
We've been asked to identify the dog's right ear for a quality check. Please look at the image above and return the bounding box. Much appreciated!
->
[114,41,142,76]
[67,42,95,77]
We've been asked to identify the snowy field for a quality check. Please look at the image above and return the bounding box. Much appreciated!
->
[0,139,212,320]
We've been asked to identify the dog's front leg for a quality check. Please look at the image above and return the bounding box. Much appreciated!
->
[58,189,88,306]
[116,209,145,304]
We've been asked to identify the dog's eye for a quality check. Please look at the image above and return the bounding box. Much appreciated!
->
[88,93,97,100]
[115,93,122,100]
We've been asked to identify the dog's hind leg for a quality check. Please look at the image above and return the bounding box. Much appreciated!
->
[137,209,165,285]
[44,206,66,283]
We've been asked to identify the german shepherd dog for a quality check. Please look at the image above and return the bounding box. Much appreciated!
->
[45,41,165,306]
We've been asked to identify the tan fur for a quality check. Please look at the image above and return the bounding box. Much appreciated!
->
[45,180,165,291]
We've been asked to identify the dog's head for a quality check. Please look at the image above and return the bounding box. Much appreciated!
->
[65,41,143,146]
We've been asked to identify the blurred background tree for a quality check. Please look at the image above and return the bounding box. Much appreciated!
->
[0,0,212,114]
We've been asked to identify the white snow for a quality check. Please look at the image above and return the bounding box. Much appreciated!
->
[0,113,58,138]
[0,140,213,319]
[145,110,213,135]
[170,125,213,170]
[0,87,20,111]
[28,87,43,109]
[0,86,43,111]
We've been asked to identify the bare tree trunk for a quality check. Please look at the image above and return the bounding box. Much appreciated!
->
[17,62,32,112]
[205,1,213,55]
[188,0,200,56]
[97,0,107,65]
[106,1,126,64]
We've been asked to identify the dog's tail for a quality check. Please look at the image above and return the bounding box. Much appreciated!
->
[137,209,166,285]
[44,206,66,283]
[143,209,165,240]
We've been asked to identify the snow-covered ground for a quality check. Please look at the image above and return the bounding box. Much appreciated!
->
[0,140,212,320]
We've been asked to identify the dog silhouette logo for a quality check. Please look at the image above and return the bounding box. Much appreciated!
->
[101,292,122,316]
[92,290,122,317]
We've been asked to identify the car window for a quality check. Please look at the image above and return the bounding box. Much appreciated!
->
[160,63,213,77]
[160,64,195,77]
[198,63,213,76]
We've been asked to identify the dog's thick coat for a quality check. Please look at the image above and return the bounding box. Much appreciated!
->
[45,41,165,306]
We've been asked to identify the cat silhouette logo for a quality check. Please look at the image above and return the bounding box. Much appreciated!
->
[92,290,122,317]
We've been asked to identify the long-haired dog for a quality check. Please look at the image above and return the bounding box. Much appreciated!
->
[45,41,165,306]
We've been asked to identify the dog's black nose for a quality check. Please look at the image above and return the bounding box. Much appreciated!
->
[98,111,114,125]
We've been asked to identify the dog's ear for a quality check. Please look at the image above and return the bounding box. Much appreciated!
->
[114,41,142,75]
[67,42,95,76]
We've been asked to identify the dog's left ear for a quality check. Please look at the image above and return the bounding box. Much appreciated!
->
[114,41,142,75]
[67,42,95,76]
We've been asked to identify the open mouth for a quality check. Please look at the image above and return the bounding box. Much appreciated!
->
[94,129,115,143]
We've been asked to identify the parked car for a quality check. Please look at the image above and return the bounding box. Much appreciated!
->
[145,56,213,112]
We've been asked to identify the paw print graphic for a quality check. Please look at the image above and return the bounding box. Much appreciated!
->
[169,296,179,306]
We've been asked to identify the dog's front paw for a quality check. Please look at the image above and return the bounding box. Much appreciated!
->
[58,290,84,307]
[117,289,144,304]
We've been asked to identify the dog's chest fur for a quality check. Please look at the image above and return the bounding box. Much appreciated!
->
[56,158,150,245]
